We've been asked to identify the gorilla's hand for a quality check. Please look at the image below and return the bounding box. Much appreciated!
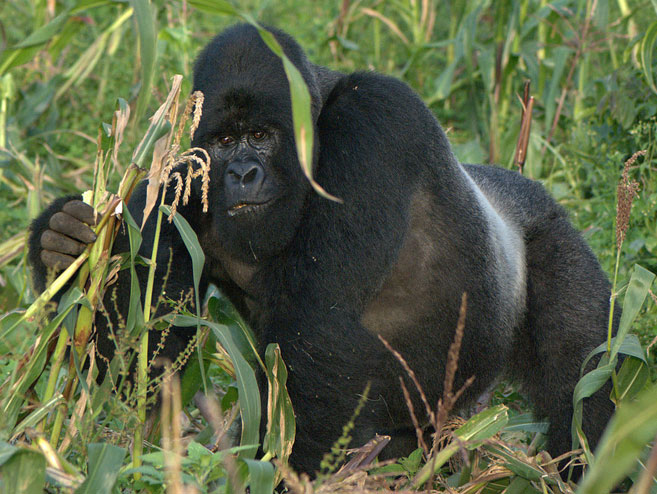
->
[39,200,97,271]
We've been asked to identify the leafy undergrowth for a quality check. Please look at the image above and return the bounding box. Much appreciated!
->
[1,1,657,493]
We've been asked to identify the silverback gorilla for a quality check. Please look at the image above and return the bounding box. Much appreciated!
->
[29,24,616,474]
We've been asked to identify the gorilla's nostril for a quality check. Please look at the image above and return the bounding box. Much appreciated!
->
[225,162,263,189]
[243,167,259,184]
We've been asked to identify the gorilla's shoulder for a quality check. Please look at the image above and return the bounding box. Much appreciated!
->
[319,71,437,137]
[325,71,422,106]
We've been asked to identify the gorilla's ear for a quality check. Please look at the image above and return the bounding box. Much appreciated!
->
[312,64,343,109]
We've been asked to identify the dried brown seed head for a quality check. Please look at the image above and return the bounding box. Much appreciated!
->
[616,150,644,251]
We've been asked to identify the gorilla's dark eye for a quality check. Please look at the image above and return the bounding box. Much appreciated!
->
[252,131,266,140]
[219,135,235,146]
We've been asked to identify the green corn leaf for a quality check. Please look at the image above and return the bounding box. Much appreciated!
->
[572,265,655,451]
[581,333,647,374]
[121,204,144,335]
[185,2,338,202]
[241,458,275,494]
[412,405,508,488]
[1,290,83,432]
[611,265,655,360]
[615,356,650,402]
[577,383,657,494]
[263,343,295,468]
[75,443,126,494]
[504,477,538,494]
[504,413,549,434]
[208,295,256,361]
[0,444,46,494]
[485,444,544,481]
[640,21,657,95]
[0,14,69,75]
[187,0,238,14]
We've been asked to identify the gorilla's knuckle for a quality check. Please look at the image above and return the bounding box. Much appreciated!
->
[48,211,70,231]
[40,230,57,250]
[63,200,96,224]
[40,249,71,270]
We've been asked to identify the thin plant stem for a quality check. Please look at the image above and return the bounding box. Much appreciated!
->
[606,247,622,401]
[132,191,167,476]
[607,248,622,355]
[38,330,69,432]
[49,399,67,446]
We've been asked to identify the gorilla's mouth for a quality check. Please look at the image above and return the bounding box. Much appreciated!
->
[227,199,273,217]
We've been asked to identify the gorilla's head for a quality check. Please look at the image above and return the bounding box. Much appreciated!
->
[190,24,320,263]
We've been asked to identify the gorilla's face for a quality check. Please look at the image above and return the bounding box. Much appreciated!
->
[192,87,311,263]
[209,124,281,218]
[189,24,323,264]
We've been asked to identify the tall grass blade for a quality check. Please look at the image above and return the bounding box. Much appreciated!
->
[640,21,657,95]
[159,205,205,314]
[130,0,157,123]
[54,11,133,101]
[12,395,64,440]
[173,315,261,458]
[187,0,238,14]
[543,46,571,133]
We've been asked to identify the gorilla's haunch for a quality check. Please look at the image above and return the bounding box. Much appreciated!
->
[30,24,616,474]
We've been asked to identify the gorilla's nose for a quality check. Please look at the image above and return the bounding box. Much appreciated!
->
[225,161,265,194]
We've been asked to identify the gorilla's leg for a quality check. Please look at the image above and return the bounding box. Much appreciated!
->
[509,213,616,461]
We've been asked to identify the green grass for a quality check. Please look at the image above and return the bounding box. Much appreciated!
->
[1,0,656,492]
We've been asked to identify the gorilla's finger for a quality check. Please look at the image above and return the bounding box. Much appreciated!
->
[40,230,86,256]
[49,212,97,244]
[63,200,98,226]
[40,250,77,270]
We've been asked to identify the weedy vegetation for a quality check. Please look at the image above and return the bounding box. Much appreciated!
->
[0,1,656,493]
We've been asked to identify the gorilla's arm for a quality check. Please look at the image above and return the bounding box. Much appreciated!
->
[28,181,204,385]
[96,182,206,383]
[262,306,406,473]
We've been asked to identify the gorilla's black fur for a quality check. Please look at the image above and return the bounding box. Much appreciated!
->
[30,24,616,474]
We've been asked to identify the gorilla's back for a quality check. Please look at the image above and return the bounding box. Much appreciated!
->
[463,163,569,235]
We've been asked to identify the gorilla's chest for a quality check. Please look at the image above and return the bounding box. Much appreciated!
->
[199,225,259,292]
